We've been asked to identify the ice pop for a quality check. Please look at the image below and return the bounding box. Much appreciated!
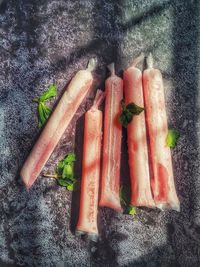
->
[143,53,180,211]
[21,59,97,189]
[76,90,104,241]
[99,63,123,212]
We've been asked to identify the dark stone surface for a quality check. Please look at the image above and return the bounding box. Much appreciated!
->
[0,0,200,266]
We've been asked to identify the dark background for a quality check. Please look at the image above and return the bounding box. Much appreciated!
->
[0,0,200,266]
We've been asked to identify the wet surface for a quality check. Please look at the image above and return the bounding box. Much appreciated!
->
[0,0,200,266]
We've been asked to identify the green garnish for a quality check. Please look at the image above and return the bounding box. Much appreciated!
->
[166,129,180,148]
[36,84,57,102]
[43,153,79,191]
[38,102,51,128]
[127,205,137,216]
[34,84,57,128]
[119,99,144,127]
[120,186,137,216]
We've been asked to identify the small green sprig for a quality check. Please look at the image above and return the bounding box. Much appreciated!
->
[43,153,79,191]
[119,99,144,128]
[34,84,57,128]
[166,129,180,148]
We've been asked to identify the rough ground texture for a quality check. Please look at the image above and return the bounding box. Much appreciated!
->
[0,0,200,266]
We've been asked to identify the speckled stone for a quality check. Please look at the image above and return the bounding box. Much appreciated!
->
[0,0,200,266]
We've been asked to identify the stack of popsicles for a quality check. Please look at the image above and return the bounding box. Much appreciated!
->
[20,54,180,241]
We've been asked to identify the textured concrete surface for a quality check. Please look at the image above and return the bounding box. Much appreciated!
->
[0,0,200,266]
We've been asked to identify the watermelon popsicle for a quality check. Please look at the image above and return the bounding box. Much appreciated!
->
[20,59,97,189]
[124,54,154,207]
[76,90,104,241]
[99,63,123,212]
[143,53,180,211]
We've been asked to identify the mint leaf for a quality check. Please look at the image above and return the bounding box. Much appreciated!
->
[57,179,70,187]
[38,102,51,128]
[127,205,137,216]
[67,183,74,191]
[57,153,76,176]
[38,84,57,102]
[55,153,78,191]
[43,152,78,192]
[34,84,57,128]
[166,129,180,148]
[119,110,133,128]
[62,164,74,180]
[67,180,79,191]
[126,103,144,115]
[119,99,144,128]
[63,153,76,164]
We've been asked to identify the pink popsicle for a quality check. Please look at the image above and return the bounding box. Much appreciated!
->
[124,54,154,207]
[143,53,180,211]
[21,59,97,189]
[99,63,123,212]
[76,90,104,241]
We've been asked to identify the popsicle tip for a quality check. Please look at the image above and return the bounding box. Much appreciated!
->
[87,57,98,71]
[92,89,105,109]
[170,203,180,212]
[107,62,115,76]
[75,230,85,237]
[22,179,31,191]
[146,53,154,68]
[75,230,99,242]
[156,203,165,211]
[88,233,99,242]
[20,171,30,190]
[156,202,180,212]
[131,52,145,67]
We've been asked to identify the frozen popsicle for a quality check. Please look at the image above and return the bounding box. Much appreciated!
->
[21,59,97,189]
[124,54,154,207]
[76,90,104,241]
[143,53,180,211]
[99,63,123,212]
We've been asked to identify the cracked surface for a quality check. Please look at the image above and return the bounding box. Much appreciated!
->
[0,0,200,266]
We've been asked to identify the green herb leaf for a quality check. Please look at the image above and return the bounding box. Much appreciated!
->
[119,99,144,128]
[63,153,76,164]
[57,179,70,187]
[127,205,137,216]
[38,84,57,102]
[43,152,78,191]
[126,103,144,115]
[57,153,76,176]
[67,180,79,191]
[55,153,78,191]
[62,164,74,180]
[119,110,133,128]
[34,84,57,128]
[38,102,51,128]
[166,129,180,148]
